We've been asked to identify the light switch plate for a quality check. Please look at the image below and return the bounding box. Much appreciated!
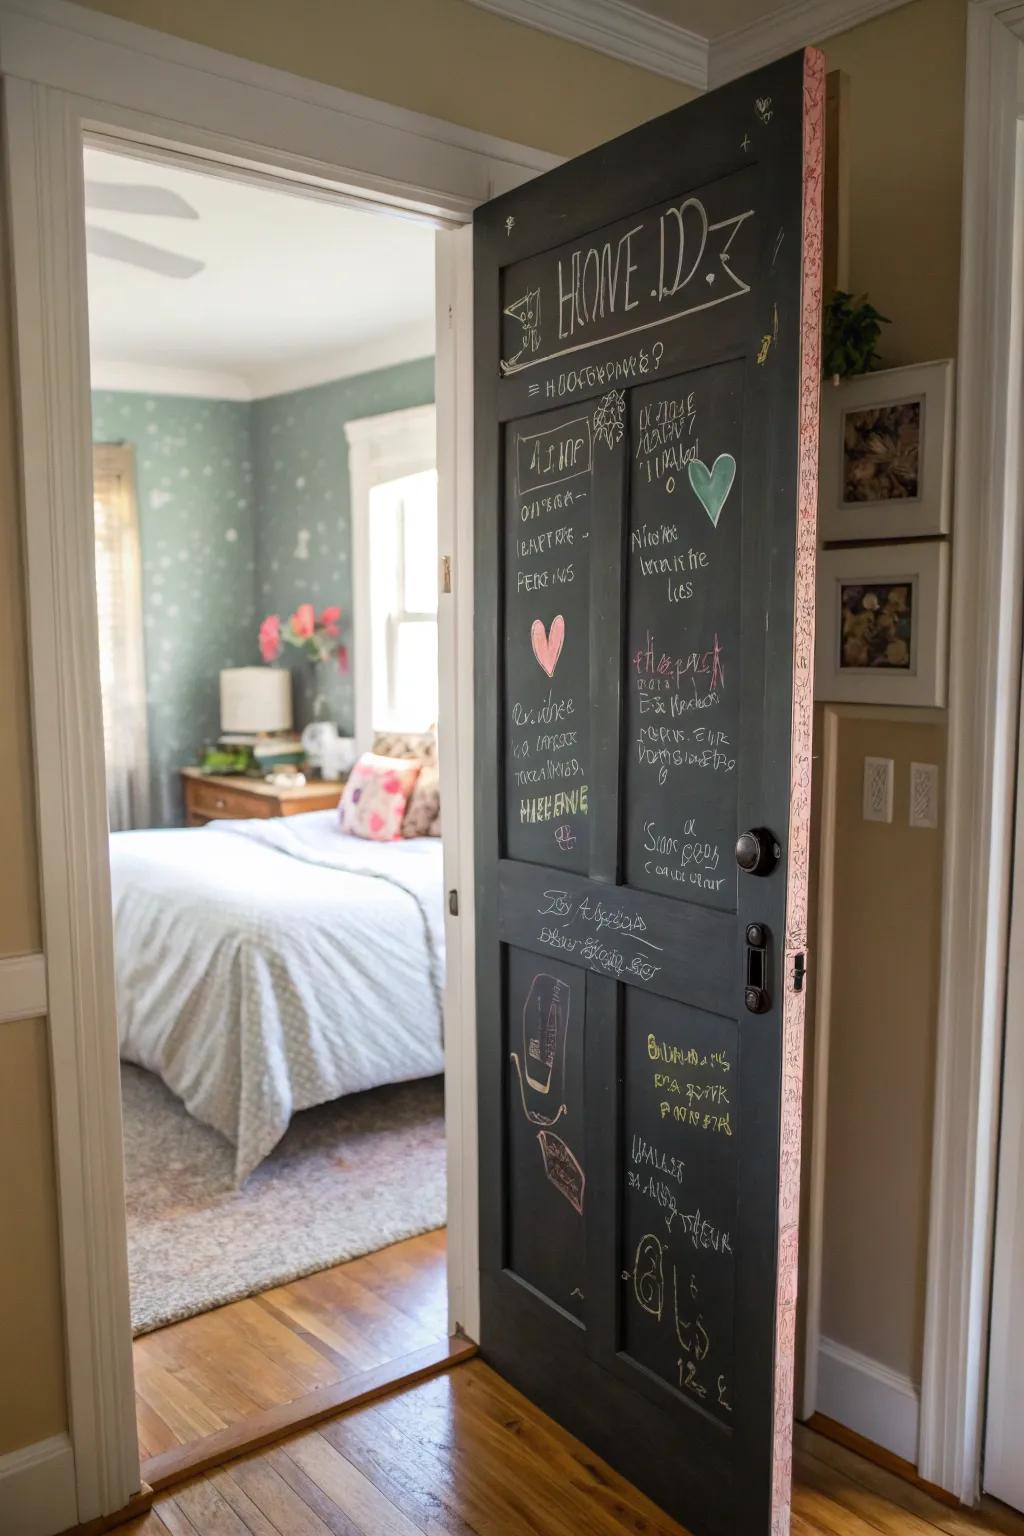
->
[910,762,940,828]
[863,756,894,823]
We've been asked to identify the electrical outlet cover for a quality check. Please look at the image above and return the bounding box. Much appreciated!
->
[910,762,940,828]
[863,756,894,823]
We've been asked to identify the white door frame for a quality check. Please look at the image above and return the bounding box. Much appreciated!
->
[917,0,1024,1504]
[985,617,1024,1508]
[0,0,557,1522]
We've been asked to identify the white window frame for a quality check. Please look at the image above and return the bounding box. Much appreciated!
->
[345,404,437,751]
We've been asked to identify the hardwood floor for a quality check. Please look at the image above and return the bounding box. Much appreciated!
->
[134,1229,452,1486]
[119,1361,1024,1536]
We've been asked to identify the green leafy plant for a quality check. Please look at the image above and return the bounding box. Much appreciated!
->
[821,291,890,380]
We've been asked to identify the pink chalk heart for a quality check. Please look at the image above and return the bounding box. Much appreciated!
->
[531,615,565,678]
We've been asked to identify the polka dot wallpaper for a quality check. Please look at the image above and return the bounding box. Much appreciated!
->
[92,391,257,827]
[92,356,434,827]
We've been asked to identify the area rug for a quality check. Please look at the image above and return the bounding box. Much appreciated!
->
[121,1064,446,1335]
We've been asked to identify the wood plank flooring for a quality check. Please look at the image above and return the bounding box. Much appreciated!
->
[118,1361,1024,1536]
[134,1229,449,1479]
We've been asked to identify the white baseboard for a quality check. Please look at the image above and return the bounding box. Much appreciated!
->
[817,1335,920,1464]
[0,1434,76,1536]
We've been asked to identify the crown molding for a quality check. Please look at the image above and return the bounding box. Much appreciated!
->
[709,0,913,85]
[464,0,708,86]
[245,319,436,400]
[91,321,436,403]
[90,359,252,399]
[466,0,919,93]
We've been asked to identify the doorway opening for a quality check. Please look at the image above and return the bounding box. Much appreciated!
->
[84,139,467,1489]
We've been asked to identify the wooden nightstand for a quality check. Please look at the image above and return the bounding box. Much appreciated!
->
[181,767,346,827]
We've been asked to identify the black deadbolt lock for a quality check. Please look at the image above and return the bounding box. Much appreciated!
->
[735,827,781,877]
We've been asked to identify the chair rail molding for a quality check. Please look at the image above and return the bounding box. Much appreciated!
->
[918,0,1024,1502]
[0,952,47,1024]
[0,0,553,1521]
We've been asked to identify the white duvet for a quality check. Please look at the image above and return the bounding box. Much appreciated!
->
[109,811,445,1182]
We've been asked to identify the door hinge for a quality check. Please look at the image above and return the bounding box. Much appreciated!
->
[441,554,452,594]
[448,888,459,916]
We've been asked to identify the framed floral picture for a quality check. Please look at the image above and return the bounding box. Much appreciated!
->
[819,359,953,542]
[815,541,949,705]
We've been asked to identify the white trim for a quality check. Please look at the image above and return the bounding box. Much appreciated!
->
[4,73,141,1524]
[985,632,1024,1508]
[918,1,1024,1503]
[465,0,919,91]
[436,226,480,1342]
[0,1,551,1519]
[0,1434,77,1536]
[817,1338,920,1465]
[464,0,707,86]
[90,360,252,400]
[343,403,438,754]
[709,0,913,86]
[0,953,48,1024]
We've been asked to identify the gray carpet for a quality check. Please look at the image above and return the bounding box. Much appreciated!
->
[121,1064,446,1336]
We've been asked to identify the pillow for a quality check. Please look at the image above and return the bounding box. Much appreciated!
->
[339,753,421,841]
[401,761,441,838]
[372,728,437,767]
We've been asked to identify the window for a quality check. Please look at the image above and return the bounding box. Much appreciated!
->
[93,444,151,830]
[368,468,439,731]
[345,403,438,747]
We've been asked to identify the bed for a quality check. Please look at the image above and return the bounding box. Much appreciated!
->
[109,809,445,1182]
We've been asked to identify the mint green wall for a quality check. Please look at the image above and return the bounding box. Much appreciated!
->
[92,392,257,826]
[251,358,434,729]
[92,356,434,826]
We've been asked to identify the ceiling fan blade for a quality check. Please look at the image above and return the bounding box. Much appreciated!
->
[84,181,200,219]
[86,225,205,280]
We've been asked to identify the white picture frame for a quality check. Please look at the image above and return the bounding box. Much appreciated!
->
[819,359,954,542]
[815,540,950,706]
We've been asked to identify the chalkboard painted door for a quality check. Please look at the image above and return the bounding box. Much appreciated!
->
[473,49,823,1536]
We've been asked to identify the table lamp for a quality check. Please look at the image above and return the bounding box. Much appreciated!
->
[219,668,292,736]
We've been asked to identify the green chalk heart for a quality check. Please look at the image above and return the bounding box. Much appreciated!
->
[688,453,736,527]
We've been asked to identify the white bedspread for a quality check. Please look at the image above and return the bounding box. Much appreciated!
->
[109,811,445,1182]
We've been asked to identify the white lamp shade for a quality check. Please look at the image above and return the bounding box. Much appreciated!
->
[220,668,292,733]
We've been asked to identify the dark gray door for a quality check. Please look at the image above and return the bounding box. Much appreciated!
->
[473,49,823,1536]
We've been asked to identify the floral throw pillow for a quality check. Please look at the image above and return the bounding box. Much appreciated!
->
[339,753,421,841]
[401,762,441,838]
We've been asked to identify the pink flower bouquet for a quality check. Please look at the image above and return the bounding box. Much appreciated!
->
[259,604,349,672]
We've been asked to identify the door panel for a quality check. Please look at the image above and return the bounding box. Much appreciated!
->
[475,51,823,1536]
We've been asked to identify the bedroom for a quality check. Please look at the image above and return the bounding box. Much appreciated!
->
[86,142,453,1477]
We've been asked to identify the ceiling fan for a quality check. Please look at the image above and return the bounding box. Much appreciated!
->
[85,179,206,280]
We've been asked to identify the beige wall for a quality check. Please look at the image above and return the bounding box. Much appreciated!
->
[69,0,696,156]
[0,1020,68,1454]
[810,0,965,1390]
[822,0,965,365]
[820,716,945,1379]
[0,0,964,1470]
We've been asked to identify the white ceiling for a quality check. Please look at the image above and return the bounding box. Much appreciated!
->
[84,146,436,400]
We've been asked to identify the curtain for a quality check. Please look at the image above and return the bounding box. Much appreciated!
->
[93,444,151,831]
